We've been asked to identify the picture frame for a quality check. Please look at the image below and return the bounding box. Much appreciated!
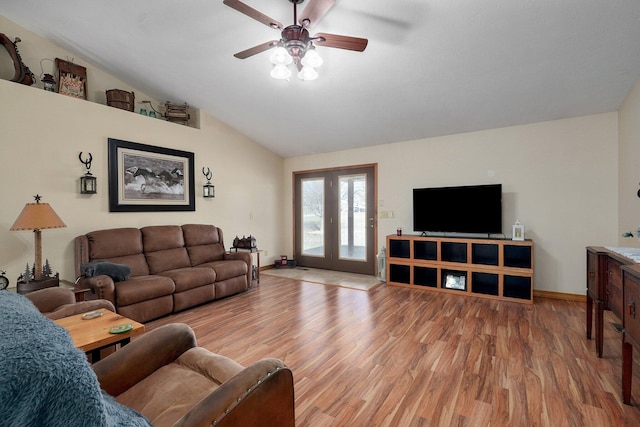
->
[512,223,525,241]
[108,138,195,212]
[55,58,87,100]
[444,273,466,290]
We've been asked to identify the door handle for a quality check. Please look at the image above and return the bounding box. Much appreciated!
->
[629,300,637,319]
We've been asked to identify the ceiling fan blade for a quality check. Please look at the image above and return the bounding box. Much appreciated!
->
[299,0,336,29]
[233,40,279,59]
[223,0,283,29]
[314,33,368,52]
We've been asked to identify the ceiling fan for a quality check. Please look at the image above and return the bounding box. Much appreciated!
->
[223,0,368,80]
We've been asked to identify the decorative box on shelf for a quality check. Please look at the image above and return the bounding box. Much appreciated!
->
[232,235,257,251]
[164,102,190,125]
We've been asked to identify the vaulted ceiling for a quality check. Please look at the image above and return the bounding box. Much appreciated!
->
[2,0,639,157]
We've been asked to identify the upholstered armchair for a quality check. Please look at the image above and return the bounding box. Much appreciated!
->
[93,323,295,427]
[25,287,115,320]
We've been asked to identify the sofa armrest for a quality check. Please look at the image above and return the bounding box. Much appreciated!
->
[223,251,251,264]
[25,287,75,313]
[76,275,116,305]
[175,358,295,427]
[224,251,253,285]
[93,323,197,396]
[44,300,115,320]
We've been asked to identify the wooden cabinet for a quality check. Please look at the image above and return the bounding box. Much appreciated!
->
[621,264,640,404]
[585,246,636,358]
[386,235,534,303]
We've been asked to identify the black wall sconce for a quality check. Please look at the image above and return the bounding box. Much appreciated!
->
[203,167,215,198]
[79,152,97,194]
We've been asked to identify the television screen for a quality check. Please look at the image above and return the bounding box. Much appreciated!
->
[413,184,502,234]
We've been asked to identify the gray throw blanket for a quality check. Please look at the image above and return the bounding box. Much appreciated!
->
[0,291,151,427]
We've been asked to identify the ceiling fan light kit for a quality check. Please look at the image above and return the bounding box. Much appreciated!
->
[223,0,367,81]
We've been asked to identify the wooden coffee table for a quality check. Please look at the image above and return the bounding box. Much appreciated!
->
[54,309,144,362]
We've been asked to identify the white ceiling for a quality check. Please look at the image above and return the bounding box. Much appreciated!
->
[2,0,640,158]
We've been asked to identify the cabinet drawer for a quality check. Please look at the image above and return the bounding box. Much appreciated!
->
[608,281,623,318]
[608,258,623,287]
[624,272,640,347]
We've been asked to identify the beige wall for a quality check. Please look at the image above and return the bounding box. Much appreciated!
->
[0,78,284,283]
[0,78,284,284]
[619,77,640,246]
[0,17,285,285]
[284,113,619,295]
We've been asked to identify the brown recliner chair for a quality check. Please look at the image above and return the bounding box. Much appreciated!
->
[92,323,295,427]
[25,287,115,320]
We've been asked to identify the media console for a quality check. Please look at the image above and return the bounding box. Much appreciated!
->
[386,235,534,303]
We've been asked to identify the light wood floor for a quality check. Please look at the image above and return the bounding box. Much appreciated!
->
[147,275,640,426]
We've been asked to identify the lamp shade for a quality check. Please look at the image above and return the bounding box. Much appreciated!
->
[10,201,66,231]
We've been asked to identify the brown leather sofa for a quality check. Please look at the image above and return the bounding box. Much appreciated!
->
[74,224,252,323]
[93,323,295,427]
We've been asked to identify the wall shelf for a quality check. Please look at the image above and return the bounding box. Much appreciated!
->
[386,235,534,303]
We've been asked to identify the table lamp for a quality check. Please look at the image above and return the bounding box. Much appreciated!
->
[10,195,66,281]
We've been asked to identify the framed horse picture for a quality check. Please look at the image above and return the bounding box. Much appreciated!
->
[107,138,195,212]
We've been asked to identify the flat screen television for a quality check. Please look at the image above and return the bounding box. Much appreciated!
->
[413,184,502,234]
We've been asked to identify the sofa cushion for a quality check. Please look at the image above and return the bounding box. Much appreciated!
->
[159,267,216,293]
[197,260,247,282]
[101,254,150,277]
[87,228,144,259]
[84,228,150,276]
[182,224,220,246]
[115,276,175,306]
[146,247,191,275]
[142,226,185,252]
[187,245,225,266]
[115,347,243,427]
[183,224,226,265]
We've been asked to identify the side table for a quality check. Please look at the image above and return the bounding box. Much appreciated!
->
[60,279,91,302]
[54,309,144,362]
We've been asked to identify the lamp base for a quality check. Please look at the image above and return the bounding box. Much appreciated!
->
[17,273,59,295]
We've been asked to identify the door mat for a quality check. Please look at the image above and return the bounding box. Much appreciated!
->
[262,267,383,292]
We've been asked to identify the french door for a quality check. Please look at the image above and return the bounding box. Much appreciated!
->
[294,164,376,275]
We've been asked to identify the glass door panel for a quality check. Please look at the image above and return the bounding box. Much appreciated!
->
[301,178,324,257]
[339,174,367,261]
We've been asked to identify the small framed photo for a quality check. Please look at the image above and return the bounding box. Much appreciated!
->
[444,274,466,290]
[512,223,525,241]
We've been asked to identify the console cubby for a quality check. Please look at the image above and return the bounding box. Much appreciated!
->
[414,266,437,287]
[389,239,410,259]
[414,240,437,261]
[386,235,534,303]
[389,263,411,284]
